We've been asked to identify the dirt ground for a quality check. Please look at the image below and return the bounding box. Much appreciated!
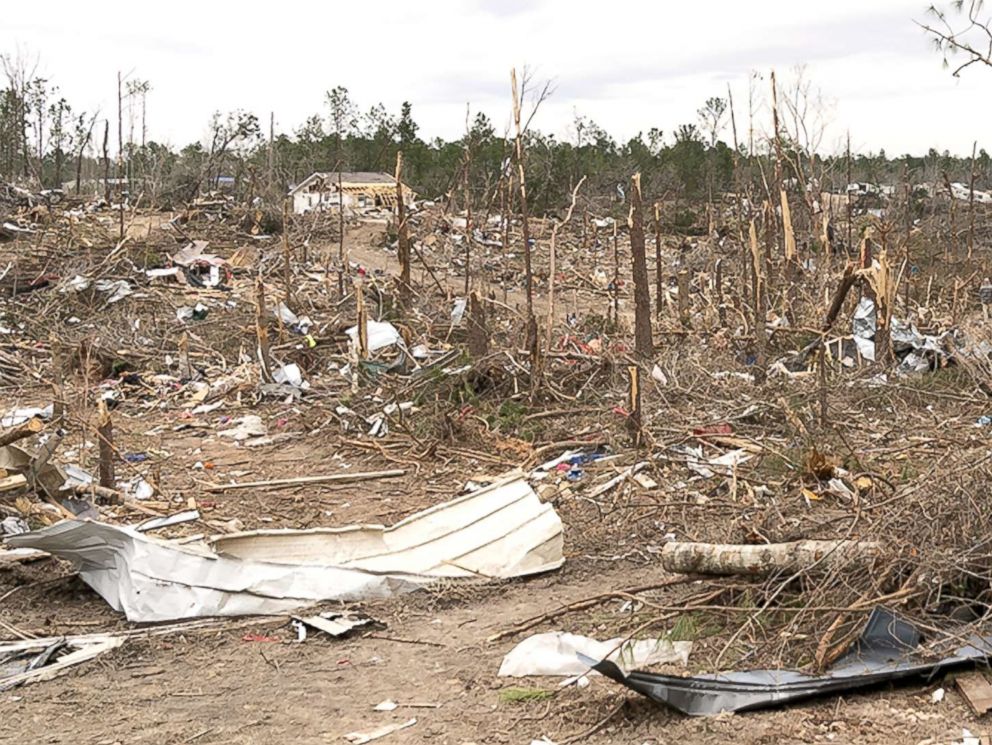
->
[1,559,986,745]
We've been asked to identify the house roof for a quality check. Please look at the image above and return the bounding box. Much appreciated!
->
[289,171,405,195]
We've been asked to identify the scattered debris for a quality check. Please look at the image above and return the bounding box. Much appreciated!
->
[343,718,417,744]
[0,634,124,691]
[294,611,374,639]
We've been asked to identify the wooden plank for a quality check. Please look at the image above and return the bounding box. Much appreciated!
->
[205,468,406,493]
[0,473,28,493]
[956,672,992,716]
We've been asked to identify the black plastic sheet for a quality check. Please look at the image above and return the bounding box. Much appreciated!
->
[588,608,992,715]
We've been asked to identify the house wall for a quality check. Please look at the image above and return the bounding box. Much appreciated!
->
[292,189,358,214]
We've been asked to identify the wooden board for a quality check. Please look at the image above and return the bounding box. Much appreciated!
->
[0,473,27,493]
[956,672,992,716]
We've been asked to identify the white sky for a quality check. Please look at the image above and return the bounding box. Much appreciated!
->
[3,0,990,156]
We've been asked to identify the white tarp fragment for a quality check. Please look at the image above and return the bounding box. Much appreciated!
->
[7,472,563,622]
[498,631,692,677]
[346,320,403,352]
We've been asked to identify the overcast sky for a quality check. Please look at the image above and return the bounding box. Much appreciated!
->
[3,0,990,156]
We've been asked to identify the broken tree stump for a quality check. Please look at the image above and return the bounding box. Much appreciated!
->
[660,540,883,577]
[255,273,274,383]
[51,335,65,422]
[677,269,690,328]
[97,400,115,489]
[468,291,489,358]
[395,150,412,305]
[627,365,643,447]
[355,277,369,360]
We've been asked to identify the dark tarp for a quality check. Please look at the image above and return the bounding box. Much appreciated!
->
[587,607,992,715]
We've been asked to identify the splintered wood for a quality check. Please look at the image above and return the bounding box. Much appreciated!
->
[957,672,992,717]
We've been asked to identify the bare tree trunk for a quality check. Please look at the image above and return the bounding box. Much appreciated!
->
[715,258,726,327]
[610,221,619,326]
[969,140,977,260]
[75,114,96,196]
[102,121,110,203]
[395,151,411,305]
[654,202,664,318]
[629,173,653,358]
[282,201,293,307]
[255,274,274,382]
[676,269,689,328]
[627,365,643,446]
[510,71,535,334]
[355,277,368,359]
[500,173,510,304]
[50,335,64,423]
[846,132,853,252]
[117,71,125,241]
[749,220,767,384]
[904,175,912,310]
[547,176,585,347]
[338,140,345,297]
[267,111,275,197]
[463,127,473,295]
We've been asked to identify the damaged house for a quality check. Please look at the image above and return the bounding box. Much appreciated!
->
[289,171,416,214]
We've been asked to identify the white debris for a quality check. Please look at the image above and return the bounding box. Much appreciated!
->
[498,631,691,677]
[218,414,267,441]
[273,363,309,389]
[346,320,403,352]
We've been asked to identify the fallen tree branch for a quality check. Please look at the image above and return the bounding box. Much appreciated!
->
[0,417,43,448]
[487,577,695,642]
[205,469,406,493]
[661,539,884,577]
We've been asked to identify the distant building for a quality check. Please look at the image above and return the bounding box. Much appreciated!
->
[211,175,237,192]
[288,171,415,214]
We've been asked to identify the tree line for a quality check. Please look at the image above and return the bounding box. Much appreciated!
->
[2,53,990,216]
